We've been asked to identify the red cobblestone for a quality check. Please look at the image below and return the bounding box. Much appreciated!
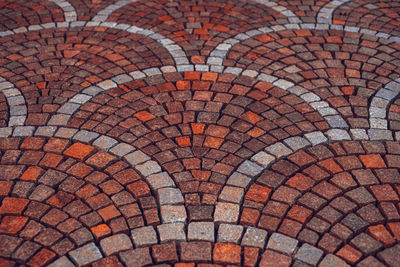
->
[0,2,400,266]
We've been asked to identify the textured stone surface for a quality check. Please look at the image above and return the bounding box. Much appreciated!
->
[0,2,400,266]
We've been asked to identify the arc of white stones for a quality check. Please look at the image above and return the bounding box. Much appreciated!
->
[48,65,177,125]
[0,123,350,265]
[92,0,302,24]
[49,62,350,134]
[208,30,349,130]
[48,0,77,22]
[0,125,380,267]
[0,21,191,71]
[215,131,332,220]
[316,0,351,24]
[0,77,27,127]
[0,125,186,226]
[253,0,302,24]
[316,0,400,42]
[48,230,348,266]
[207,22,400,72]
[369,78,400,139]
[91,0,138,22]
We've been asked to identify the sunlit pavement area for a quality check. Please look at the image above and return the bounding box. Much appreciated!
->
[0,0,400,266]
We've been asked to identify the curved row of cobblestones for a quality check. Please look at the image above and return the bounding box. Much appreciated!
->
[0,0,399,266]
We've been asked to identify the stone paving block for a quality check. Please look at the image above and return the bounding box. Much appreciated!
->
[218,186,244,203]
[157,187,184,205]
[217,224,244,243]
[267,233,298,255]
[180,241,212,262]
[124,151,150,166]
[304,132,328,145]
[55,127,78,139]
[350,233,383,254]
[160,205,187,223]
[377,244,400,267]
[226,172,252,188]
[237,160,263,176]
[259,250,292,267]
[119,248,153,267]
[188,222,215,242]
[251,152,275,168]
[241,227,268,248]
[93,136,118,151]
[284,137,310,151]
[147,172,175,190]
[294,243,324,265]
[47,256,75,267]
[131,226,158,247]
[2,2,400,266]
[214,202,239,223]
[157,223,186,242]
[100,234,132,256]
[136,160,162,176]
[266,142,293,158]
[319,254,350,267]
[68,243,103,266]
[109,143,135,157]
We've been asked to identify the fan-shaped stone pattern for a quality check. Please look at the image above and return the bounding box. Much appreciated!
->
[0,0,65,32]
[389,97,400,132]
[332,0,400,36]
[67,72,327,205]
[68,0,119,20]
[224,29,400,129]
[0,27,174,126]
[239,140,400,265]
[107,0,286,64]
[0,136,159,265]
[0,92,8,127]
[270,0,330,23]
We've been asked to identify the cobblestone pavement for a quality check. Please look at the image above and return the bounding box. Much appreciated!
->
[0,0,400,266]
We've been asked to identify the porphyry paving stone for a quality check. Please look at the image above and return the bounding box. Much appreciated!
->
[1,1,400,266]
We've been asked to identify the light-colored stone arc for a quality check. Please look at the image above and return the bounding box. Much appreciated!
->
[48,0,77,22]
[53,66,394,142]
[0,77,27,127]
[252,0,302,24]
[0,125,184,265]
[316,0,400,41]
[92,0,138,22]
[0,21,191,70]
[207,25,351,130]
[369,78,400,131]
[46,225,348,266]
[0,124,344,265]
[91,0,302,24]
[216,131,336,217]
[316,0,352,24]
[0,125,384,266]
[51,63,349,134]
[208,22,400,69]
[206,23,400,132]
[48,65,178,125]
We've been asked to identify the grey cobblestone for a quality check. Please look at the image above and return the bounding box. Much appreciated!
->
[131,226,158,247]
[188,222,214,242]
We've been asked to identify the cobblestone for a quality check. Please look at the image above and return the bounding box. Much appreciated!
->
[0,1,400,266]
